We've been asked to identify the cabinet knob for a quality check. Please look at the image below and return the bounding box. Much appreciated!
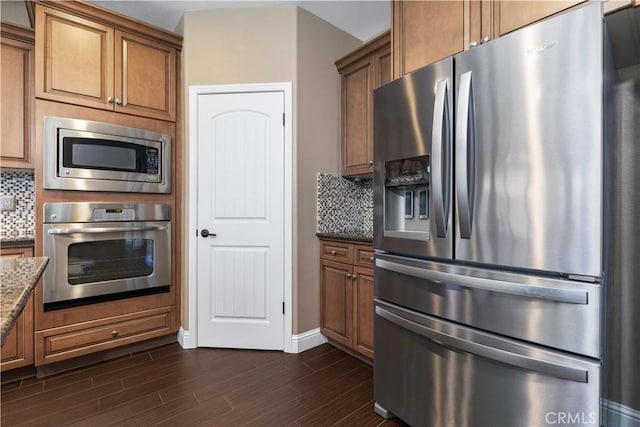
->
[111,330,118,338]
[469,40,478,48]
[368,160,373,165]
[115,98,122,105]
[107,96,114,103]
[346,273,352,278]
[481,36,490,44]
[331,250,337,255]
[352,275,357,281]
[370,256,374,261]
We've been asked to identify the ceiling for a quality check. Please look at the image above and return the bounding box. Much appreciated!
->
[88,0,390,41]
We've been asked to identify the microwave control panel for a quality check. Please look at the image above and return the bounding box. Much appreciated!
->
[146,148,160,175]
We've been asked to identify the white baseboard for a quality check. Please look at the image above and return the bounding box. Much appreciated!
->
[177,327,196,349]
[603,400,640,426]
[288,328,327,353]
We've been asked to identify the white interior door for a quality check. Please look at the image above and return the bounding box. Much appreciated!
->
[196,90,285,350]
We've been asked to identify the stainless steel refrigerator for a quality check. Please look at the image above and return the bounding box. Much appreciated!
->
[373,4,609,426]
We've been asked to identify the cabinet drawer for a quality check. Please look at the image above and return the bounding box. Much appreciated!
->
[320,240,354,263]
[35,306,176,365]
[355,244,374,268]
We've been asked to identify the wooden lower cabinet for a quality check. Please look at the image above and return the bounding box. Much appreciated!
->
[1,246,35,371]
[35,306,176,365]
[353,267,374,359]
[320,239,374,359]
[321,259,354,348]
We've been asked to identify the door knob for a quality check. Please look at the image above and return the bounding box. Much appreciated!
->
[201,229,216,238]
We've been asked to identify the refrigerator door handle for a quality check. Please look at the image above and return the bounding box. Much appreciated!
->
[432,79,451,238]
[376,258,588,305]
[456,71,475,239]
[375,305,589,383]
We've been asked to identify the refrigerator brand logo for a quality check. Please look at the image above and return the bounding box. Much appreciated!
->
[527,41,556,55]
[545,411,597,425]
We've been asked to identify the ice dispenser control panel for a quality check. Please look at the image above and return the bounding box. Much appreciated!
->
[384,156,430,239]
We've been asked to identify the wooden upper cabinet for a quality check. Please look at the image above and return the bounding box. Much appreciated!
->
[392,0,590,79]
[1,23,35,169]
[115,31,176,121]
[336,31,390,177]
[393,0,464,78]
[494,1,586,36]
[35,2,179,122]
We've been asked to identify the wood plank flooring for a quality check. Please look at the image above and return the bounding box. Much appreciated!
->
[1,343,408,426]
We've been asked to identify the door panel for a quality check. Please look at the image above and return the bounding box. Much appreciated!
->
[454,4,603,277]
[197,91,285,350]
[375,254,602,358]
[36,6,113,109]
[374,57,453,259]
[374,300,601,427]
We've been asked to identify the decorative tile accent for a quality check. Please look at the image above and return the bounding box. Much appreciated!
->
[1,170,35,242]
[317,173,373,237]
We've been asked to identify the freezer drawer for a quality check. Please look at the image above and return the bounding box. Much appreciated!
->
[375,253,602,358]
[374,300,601,427]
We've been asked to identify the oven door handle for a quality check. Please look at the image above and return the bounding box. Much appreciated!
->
[48,225,168,235]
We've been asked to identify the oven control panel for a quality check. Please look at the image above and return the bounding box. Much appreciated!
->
[92,208,136,222]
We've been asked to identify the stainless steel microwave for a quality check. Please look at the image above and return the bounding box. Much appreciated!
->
[44,117,171,193]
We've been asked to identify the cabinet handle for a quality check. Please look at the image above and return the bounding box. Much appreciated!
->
[107,96,114,103]
[115,98,122,105]
[331,250,337,255]
[111,330,118,338]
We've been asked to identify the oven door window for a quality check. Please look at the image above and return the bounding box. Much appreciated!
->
[67,239,154,285]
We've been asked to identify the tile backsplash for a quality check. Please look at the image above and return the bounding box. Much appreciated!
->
[317,173,373,236]
[1,170,35,241]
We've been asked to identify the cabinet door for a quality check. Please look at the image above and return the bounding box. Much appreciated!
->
[341,56,373,176]
[115,31,176,121]
[1,246,35,371]
[0,27,34,169]
[494,0,585,36]
[374,46,392,88]
[393,0,464,78]
[353,267,374,358]
[35,5,114,110]
[320,260,353,347]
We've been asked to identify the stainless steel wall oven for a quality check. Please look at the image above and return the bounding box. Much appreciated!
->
[43,203,171,311]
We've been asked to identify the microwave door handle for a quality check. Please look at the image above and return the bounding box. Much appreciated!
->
[375,305,589,383]
[432,79,451,238]
[48,225,168,235]
[456,71,475,239]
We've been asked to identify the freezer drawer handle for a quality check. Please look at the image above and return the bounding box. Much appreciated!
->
[375,305,589,383]
[376,258,588,305]
[456,71,476,239]
[48,225,168,235]
[432,79,451,238]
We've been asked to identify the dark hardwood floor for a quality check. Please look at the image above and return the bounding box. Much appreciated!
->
[1,343,408,426]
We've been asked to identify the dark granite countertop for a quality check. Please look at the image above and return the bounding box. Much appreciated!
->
[0,239,35,248]
[0,256,49,345]
[316,232,373,244]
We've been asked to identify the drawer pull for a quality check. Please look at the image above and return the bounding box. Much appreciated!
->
[331,250,337,255]
[111,330,118,338]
